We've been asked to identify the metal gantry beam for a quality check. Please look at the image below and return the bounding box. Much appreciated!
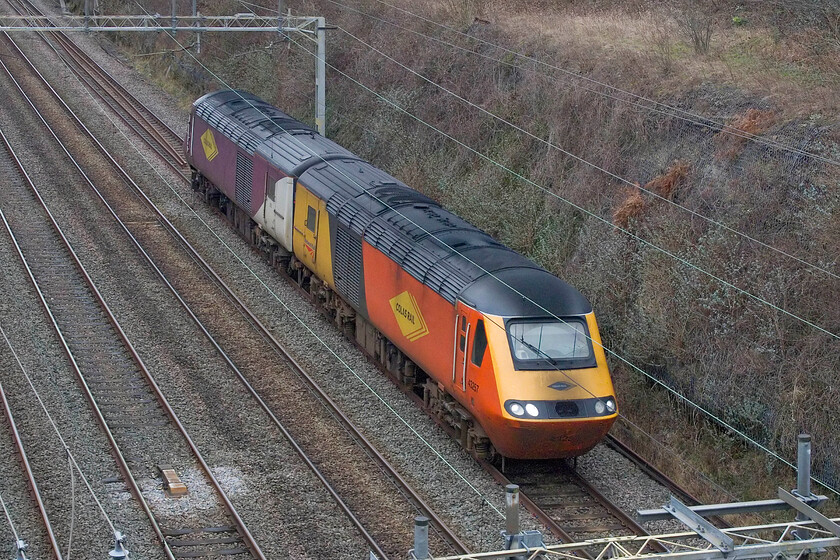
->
[637,495,829,522]
[0,14,319,32]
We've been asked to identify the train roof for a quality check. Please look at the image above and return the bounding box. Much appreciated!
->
[193,90,318,154]
[192,90,592,318]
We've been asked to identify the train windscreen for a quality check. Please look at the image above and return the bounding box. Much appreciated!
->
[507,319,595,370]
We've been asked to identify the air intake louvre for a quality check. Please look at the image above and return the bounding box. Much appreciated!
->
[235,152,253,209]
[333,224,363,308]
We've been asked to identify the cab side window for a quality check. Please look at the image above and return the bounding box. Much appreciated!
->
[471,320,487,366]
[306,206,317,232]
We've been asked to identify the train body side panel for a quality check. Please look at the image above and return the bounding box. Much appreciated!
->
[362,242,455,387]
[249,154,271,217]
[188,116,239,203]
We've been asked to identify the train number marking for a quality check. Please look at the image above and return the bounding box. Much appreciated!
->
[467,380,479,392]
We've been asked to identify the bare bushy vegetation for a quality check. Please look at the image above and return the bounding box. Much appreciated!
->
[97,0,840,498]
[673,4,715,55]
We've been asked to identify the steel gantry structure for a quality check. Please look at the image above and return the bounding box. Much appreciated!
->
[421,517,840,560]
[0,11,328,134]
[407,436,838,560]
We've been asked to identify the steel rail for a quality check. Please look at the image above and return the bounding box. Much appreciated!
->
[561,463,668,551]
[8,0,186,166]
[0,114,176,560]
[479,458,668,558]
[50,34,186,165]
[0,42,267,560]
[0,17,460,558]
[478,459,588,556]
[0,346,63,560]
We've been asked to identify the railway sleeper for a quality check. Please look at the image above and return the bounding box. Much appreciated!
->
[193,170,495,461]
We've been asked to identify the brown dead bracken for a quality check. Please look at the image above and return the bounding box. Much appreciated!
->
[612,161,691,227]
[613,183,646,228]
[715,108,775,160]
[645,160,690,200]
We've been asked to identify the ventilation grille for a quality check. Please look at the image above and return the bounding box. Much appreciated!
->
[235,152,253,209]
[333,224,363,308]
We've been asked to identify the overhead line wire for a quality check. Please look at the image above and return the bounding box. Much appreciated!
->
[270,19,840,342]
[241,0,840,331]
[337,0,840,168]
[139,0,837,495]
[148,4,743,512]
[228,2,837,493]
[102,0,509,518]
[0,477,21,547]
[276,31,840,494]
[235,0,837,493]
[331,23,840,283]
[0,321,117,537]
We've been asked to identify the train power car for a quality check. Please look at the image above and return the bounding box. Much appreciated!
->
[185,90,617,460]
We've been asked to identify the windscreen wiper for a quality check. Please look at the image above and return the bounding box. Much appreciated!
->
[517,338,559,366]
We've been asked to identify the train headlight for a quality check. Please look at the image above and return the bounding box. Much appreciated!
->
[509,402,525,417]
[525,403,539,417]
[594,400,606,414]
[605,398,616,413]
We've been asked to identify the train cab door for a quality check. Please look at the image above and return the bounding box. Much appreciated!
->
[293,186,320,268]
[453,303,474,394]
[264,176,294,252]
[454,304,492,410]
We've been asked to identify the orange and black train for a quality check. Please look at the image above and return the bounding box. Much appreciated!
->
[185,90,617,459]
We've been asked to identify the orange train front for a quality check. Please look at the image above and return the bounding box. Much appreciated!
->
[186,90,618,459]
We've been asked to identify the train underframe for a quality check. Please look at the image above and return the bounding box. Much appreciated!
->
[192,171,496,461]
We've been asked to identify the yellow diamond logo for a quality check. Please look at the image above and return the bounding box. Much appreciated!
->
[389,291,429,342]
[201,129,219,162]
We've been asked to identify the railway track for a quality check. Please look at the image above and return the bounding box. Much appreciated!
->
[485,459,666,556]
[0,3,724,557]
[6,0,186,167]
[0,120,266,559]
[0,353,61,560]
[36,17,696,552]
[0,9,470,557]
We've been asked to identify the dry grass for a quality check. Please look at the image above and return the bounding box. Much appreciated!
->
[476,3,840,116]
